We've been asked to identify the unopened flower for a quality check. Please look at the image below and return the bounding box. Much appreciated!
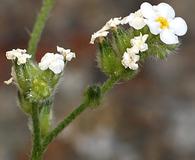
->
[140,2,187,44]
[39,53,64,74]
[121,10,146,30]
[130,33,148,53]
[6,49,31,65]
[57,46,76,61]
[121,48,140,70]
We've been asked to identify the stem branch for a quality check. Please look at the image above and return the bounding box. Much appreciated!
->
[40,76,119,154]
[27,0,55,58]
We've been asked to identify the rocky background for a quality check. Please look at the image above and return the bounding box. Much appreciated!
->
[0,0,194,160]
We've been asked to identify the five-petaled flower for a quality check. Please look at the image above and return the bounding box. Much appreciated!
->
[39,53,65,74]
[6,49,31,65]
[140,2,187,44]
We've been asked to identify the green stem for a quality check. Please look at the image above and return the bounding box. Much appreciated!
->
[101,76,120,95]
[31,104,42,160]
[27,0,55,59]
[40,76,119,154]
[41,101,89,153]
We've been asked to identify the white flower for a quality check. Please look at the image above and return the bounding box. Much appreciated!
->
[90,30,109,44]
[130,33,149,53]
[57,46,76,61]
[121,10,146,30]
[104,17,122,29]
[121,48,140,70]
[6,49,31,65]
[140,2,187,44]
[90,17,122,44]
[39,53,65,74]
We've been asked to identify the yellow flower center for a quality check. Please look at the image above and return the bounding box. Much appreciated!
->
[156,17,169,29]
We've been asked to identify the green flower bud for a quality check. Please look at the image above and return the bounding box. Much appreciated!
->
[84,85,101,108]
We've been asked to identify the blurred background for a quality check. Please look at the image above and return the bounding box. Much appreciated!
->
[0,0,194,159]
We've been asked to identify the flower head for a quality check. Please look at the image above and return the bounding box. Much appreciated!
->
[6,49,31,65]
[121,48,140,70]
[140,2,187,44]
[130,33,148,53]
[121,10,146,30]
[57,46,76,61]
[39,53,65,74]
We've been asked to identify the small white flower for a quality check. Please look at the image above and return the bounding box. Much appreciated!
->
[121,48,140,70]
[57,46,76,61]
[104,17,122,29]
[39,53,65,74]
[6,49,31,65]
[90,30,109,44]
[121,10,146,30]
[140,2,188,44]
[130,33,149,53]
[90,17,122,44]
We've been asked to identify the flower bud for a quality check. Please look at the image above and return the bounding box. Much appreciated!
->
[84,85,101,108]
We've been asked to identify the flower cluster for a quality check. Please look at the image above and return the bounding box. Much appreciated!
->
[6,49,31,65]
[122,34,148,70]
[90,2,187,73]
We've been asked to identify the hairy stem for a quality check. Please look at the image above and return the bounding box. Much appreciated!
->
[27,0,55,58]
[31,104,42,160]
[40,76,119,154]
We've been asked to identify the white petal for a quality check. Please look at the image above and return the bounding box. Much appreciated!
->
[39,61,49,71]
[4,77,13,85]
[66,52,76,61]
[140,2,156,20]
[169,17,187,36]
[156,3,175,19]
[130,63,139,70]
[49,60,64,74]
[54,54,64,60]
[121,16,129,25]
[142,34,149,42]
[41,53,54,62]
[160,29,179,44]
[146,20,161,35]
[139,44,148,52]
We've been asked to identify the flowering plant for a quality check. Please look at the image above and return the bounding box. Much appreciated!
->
[4,1,187,160]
